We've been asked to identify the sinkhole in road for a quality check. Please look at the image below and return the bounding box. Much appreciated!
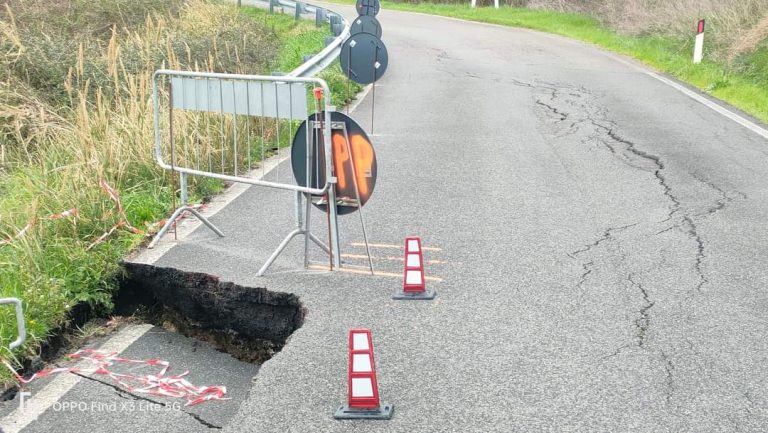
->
[117,262,306,363]
[0,263,305,402]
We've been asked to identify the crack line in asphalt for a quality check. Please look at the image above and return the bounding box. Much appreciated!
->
[681,215,707,292]
[654,224,679,236]
[628,274,654,348]
[535,99,568,122]
[691,172,748,218]
[575,260,594,291]
[569,223,637,257]
[539,85,712,294]
[603,128,707,292]
[73,373,223,430]
[660,350,676,406]
[601,344,631,360]
[743,391,756,414]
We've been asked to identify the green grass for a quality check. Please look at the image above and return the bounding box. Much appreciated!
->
[242,6,362,106]
[0,0,359,384]
[328,1,768,123]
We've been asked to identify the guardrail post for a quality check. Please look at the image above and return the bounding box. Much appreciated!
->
[315,8,324,27]
[295,2,302,20]
[0,298,26,350]
[329,14,343,36]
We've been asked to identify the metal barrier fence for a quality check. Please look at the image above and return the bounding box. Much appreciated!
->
[151,70,341,274]
[0,297,25,350]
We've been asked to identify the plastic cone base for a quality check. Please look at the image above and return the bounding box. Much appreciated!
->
[334,403,394,420]
[392,288,436,300]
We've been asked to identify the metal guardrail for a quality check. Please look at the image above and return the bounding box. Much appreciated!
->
[247,0,351,78]
[0,298,26,350]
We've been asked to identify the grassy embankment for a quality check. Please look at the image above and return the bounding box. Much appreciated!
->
[331,0,768,123]
[0,0,358,385]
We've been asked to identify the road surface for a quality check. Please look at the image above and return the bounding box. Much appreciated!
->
[7,2,768,432]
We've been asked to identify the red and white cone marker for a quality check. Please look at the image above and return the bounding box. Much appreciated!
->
[393,236,436,300]
[334,329,394,420]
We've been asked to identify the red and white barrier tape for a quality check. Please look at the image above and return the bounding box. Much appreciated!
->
[2,349,227,407]
[1,178,206,249]
[98,178,143,235]
[0,217,36,246]
[87,178,144,250]
[1,207,80,246]
[49,208,78,220]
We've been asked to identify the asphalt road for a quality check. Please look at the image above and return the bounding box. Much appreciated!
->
[8,3,768,433]
[159,3,768,432]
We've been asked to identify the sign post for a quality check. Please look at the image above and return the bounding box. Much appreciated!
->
[693,19,705,64]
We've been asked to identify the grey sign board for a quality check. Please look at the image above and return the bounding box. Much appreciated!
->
[350,15,382,38]
[340,33,389,85]
[170,76,308,120]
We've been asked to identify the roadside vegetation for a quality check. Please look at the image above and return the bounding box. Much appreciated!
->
[343,0,768,122]
[0,0,357,385]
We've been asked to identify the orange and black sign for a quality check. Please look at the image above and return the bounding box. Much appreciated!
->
[291,111,377,215]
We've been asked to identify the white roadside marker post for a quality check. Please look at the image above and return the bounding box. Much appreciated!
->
[494,0,499,9]
[693,19,705,64]
[471,0,476,8]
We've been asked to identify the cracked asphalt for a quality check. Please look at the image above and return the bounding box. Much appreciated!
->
[6,3,768,432]
[165,4,768,432]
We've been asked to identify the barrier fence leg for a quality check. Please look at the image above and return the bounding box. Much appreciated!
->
[327,177,342,270]
[0,298,26,350]
[309,233,331,254]
[258,229,303,276]
[340,125,374,275]
[180,172,188,205]
[148,206,224,249]
[256,118,337,275]
[303,191,312,269]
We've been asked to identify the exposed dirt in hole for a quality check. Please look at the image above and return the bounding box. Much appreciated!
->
[118,262,306,364]
[1,263,305,401]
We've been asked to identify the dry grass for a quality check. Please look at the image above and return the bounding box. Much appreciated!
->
[730,14,768,62]
[0,0,337,379]
[522,0,768,61]
[419,0,768,61]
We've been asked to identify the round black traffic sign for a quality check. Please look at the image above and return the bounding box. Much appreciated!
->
[291,111,377,215]
[340,33,388,85]
[350,15,382,38]
[356,0,380,16]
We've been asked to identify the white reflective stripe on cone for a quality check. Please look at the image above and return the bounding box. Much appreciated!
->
[406,253,421,267]
[352,333,369,351]
[407,239,419,252]
[351,377,374,397]
[352,353,373,373]
[405,270,423,285]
